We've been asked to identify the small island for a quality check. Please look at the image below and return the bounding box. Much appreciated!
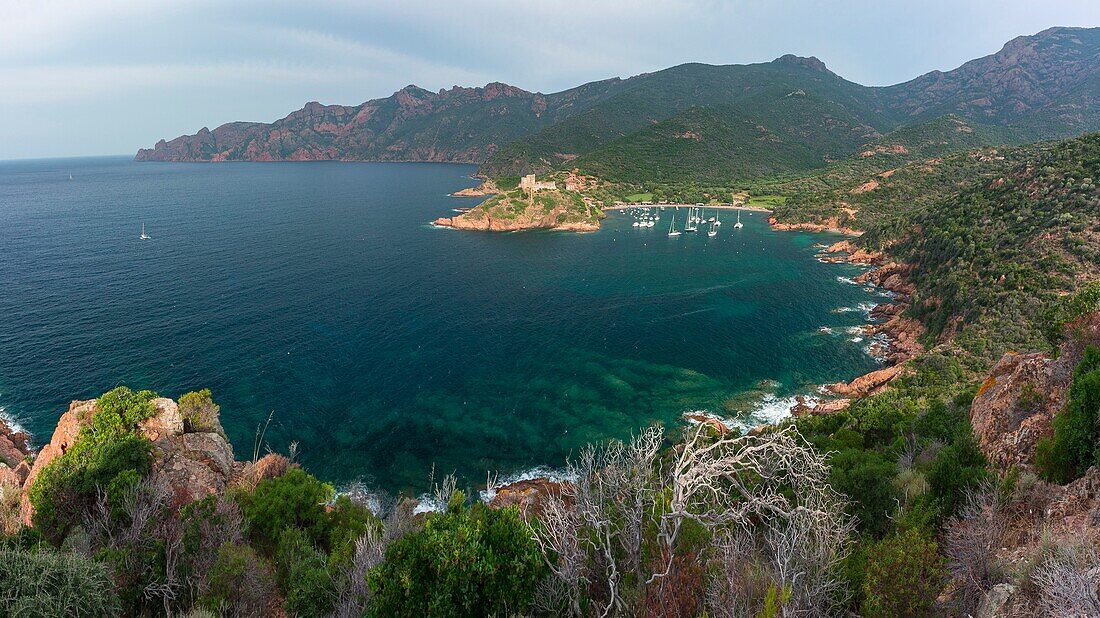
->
[434,174,604,232]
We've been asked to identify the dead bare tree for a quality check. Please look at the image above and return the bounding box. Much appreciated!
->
[1034,541,1100,617]
[531,423,851,617]
[944,483,1007,614]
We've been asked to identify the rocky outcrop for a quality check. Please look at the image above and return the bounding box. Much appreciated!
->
[817,239,884,265]
[151,432,236,507]
[826,364,907,399]
[489,477,566,519]
[768,216,861,236]
[0,417,31,469]
[17,399,96,523]
[970,312,1100,471]
[451,179,498,197]
[18,395,241,524]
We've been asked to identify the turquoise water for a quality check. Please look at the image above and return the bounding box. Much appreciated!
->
[0,157,883,493]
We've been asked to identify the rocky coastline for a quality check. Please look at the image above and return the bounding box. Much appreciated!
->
[451,178,498,197]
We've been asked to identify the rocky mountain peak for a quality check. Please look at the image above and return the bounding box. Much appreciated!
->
[772,54,832,74]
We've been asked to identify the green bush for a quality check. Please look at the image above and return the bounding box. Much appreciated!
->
[326,494,380,568]
[1042,282,1100,348]
[927,433,988,518]
[829,448,898,537]
[275,527,336,617]
[28,386,158,541]
[235,467,334,548]
[0,548,120,616]
[367,492,546,617]
[1037,346,1100,483]
[861,528,945,617]
[178,388,223,435]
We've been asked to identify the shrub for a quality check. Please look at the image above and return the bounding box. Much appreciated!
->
[367,493,546,617]
[200,542,277,617]
[28,386,158,542]
[235,467,334,548]
[861,528,945,617]
[0,547,120,616]
[180,495,246,606]
[1036,346,1100,483]
[179,388,223,435]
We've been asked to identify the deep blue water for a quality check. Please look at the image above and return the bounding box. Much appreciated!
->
[0,157,883,493]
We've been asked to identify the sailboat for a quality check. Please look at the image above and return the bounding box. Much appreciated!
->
[684,213,697,233]
[140,222,150,240]
[714,210,722,226]
[707,218,718,237]
[68,173,73,180]
[733,210,744,229]
[668,213,681,236]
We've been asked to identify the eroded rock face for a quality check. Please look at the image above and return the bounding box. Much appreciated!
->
[151,432,236,507]
[970,312,1100,471]
[140,397,185,442]
[19,399,96,525]
[969,351,1070,471]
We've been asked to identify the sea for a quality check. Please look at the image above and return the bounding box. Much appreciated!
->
[0,157,885,494]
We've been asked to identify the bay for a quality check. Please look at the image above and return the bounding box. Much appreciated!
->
[0,157,883,493]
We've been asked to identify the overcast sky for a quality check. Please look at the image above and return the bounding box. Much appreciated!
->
[3,0,1099,160]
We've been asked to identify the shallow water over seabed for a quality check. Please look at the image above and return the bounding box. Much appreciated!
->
[0,158,881,494]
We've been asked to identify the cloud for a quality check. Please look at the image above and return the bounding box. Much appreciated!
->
[1,0,1098,158]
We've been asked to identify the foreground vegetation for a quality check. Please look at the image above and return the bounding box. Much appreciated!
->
[5,131,1100,616]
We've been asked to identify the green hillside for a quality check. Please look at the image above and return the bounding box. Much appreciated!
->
[480,57,891,177]
[570,89,879,185]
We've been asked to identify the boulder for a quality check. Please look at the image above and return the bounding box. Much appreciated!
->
[975,583,1016,618]
[151,431,236,507]
[0,464,19,488]
[139,397,184,442]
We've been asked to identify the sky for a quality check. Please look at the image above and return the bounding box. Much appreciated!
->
[2,0,1099,160]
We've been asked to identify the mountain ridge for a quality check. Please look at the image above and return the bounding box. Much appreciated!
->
[136,27,1100,182]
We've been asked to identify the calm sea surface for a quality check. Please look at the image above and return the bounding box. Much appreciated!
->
[0,157,884,493]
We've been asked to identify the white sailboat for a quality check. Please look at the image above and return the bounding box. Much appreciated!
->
[707,218,718,237]
[668,213,681,236]
[733,210,744,229]
[714,210,722,226]
[140,222,150,240]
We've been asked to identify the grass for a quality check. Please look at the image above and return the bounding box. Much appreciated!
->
[745,194,787,208]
